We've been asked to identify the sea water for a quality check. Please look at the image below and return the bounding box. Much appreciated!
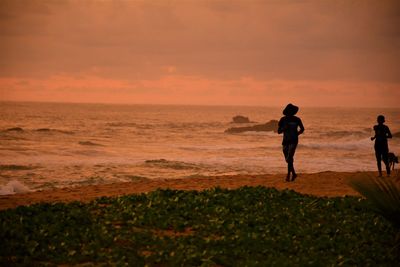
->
[1,102,399,194]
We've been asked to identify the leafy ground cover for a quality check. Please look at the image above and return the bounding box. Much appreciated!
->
[1,186,399,266]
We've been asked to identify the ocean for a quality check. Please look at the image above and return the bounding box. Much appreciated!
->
[1,102,399,194]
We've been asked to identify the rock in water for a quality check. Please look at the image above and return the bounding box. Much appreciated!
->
[225,120,279,133]
[5,127,24,132]
[36,128,51,132]
[232,115,251,123]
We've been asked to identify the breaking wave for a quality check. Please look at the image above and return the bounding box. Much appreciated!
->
[299,139,371,150]
[321,130,370,139]
[0,164,38,171]
[0,180,32,195]
[35,128,75,134]
[1,127,74,134]
[144,159,202,170]
[106,122,139,127]
[79,141,105,146]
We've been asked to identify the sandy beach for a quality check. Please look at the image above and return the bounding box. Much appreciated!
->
[0,171,385,211]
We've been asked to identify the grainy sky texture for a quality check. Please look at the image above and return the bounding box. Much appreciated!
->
[0,0,399,106]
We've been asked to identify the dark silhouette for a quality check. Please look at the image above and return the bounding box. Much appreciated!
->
[371,115,392,176]
[388,152,398,171]
[232,115,251,123]
[225,120,278,133]
[278,104,304,182]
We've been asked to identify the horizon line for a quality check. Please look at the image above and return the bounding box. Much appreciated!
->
[1,99,399,109]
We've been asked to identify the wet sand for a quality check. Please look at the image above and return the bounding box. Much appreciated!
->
[1,171,385,210]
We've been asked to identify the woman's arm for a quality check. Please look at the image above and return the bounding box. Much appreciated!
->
[278,118,284,134]
[298,119,304,135]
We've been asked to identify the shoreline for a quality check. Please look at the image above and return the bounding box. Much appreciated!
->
[0,171,380,210]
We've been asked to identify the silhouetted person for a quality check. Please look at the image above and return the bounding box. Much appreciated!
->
[278,104,304,182]
[371,115,392,176]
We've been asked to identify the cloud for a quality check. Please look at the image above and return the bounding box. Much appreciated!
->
[0,0,399,106]
[1,74,399,107]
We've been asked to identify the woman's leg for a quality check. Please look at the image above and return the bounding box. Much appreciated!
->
[282,143,297,181]
[283,143,298,181]
[288,143,297,181]
[283,144,291,181]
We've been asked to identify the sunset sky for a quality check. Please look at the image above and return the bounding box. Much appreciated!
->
[0,0,399,107]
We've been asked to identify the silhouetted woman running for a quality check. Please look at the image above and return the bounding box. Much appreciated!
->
[371,115,392,176]
[278,104,304,182]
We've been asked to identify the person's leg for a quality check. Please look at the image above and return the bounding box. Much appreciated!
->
[288,161,293,174]
[287,143,298,181]
[286,164,292,181]
[283,144,291,181]
[375,149,382,176]
[289,162,297,181]
[382,150,390,176]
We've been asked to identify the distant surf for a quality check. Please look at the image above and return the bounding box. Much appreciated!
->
[0,102,399,192]
[78,141,104,146]
[144,159,201,170]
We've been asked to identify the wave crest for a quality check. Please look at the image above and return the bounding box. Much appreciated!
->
[36,128,75,134]
[299,139,370,150]
[322,130,369,139]
[0,180,32,195]
[79,141,104,146]
[144,159,201,170]
[0,164,38,171]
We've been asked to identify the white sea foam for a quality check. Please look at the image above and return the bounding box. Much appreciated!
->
[177,143,281,151]
[234,131,278,136]
[300,138,372,150]
[0,180,32,195]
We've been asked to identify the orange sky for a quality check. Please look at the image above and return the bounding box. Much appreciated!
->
[0,0,399,107]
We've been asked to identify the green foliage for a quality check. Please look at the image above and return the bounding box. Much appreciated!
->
[349,173,400,228]
[1,186,398,266]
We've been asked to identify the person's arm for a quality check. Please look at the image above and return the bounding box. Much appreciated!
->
[386,126,392,139]
[371,125,377,141]
[277,118,284,134]
[297,118,304,135]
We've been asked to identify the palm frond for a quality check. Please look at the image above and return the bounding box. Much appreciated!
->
[348,172,400,228]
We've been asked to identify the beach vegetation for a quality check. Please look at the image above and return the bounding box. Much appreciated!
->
[1,187,399,266]
[348,173,400,229]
